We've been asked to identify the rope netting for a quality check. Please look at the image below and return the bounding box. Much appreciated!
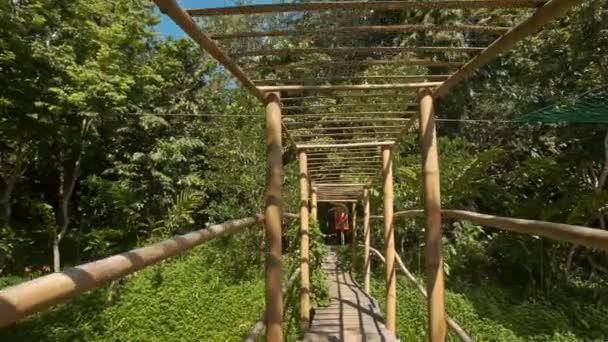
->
[518,87,608,123]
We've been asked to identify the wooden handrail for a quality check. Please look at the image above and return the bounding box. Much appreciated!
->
[244,267,301,341]
[366,246,472,342]
[0,214,264,328]
[370,209,608,251]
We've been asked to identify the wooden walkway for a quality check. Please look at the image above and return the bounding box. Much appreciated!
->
[304,250,398,342]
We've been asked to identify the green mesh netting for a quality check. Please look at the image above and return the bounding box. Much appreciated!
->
[517,87,608,123]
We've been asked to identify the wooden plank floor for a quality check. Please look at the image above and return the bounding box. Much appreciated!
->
[303,250,398,342]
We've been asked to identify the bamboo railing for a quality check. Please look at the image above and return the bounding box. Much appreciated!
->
[371,209,608,252]
[0,214,264,328]
[366,246,473,342]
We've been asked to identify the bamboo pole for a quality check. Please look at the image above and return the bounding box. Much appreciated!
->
[363,188,371,293]
[153,0,265,102]
[286,119,411,126]
[258,75,452,84]
[281,93,420,101]
[389,209,608,252]
[312,183,368,187]
[265,92,283,341]
[250,60,463,73]
[366,247,473,342]
[284,113,414,119]
[258,83,443,93]
[419,89,446,342]
[291,131,401,138]
[234,46,483,58]
[318,199,358,203]
[0,214,264,328]
[297,141,393,149]
[311,188,318,222]
[211,25,509,39]
[351,202,358,270]
[293,125,404,132]
[188,1,545,16]
[382,146,396,333]
[283,103,408,110]
[298,150,311,331]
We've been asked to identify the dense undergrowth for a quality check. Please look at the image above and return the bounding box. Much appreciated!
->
[337,246,608,342]
[1,237,266,341]
[0,219,329,341]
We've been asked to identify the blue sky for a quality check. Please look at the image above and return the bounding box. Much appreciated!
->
[157,0,275,37]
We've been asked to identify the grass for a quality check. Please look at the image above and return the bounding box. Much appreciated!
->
[1,238,271,341]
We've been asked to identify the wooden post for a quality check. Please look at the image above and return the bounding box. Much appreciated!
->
[350,202,358,270]
[419,88,446,342]
[363,188,371,293]
[265,92,283,341]
[311,187,318,222]
[298,149,311,331]
[382,146,396,333]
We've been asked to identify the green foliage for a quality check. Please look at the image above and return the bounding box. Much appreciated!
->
[0,238,268,341]
[347,248,608,342]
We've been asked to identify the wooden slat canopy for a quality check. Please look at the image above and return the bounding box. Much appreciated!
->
[155,0,584,199]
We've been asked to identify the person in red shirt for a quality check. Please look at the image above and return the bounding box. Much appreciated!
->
[332,206,349,245]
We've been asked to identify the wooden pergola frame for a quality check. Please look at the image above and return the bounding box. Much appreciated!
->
[153,0,584,340]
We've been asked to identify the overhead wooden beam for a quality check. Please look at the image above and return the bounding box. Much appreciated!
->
[247,59,464,72]
[297,141,394,149]
[153,0,265,102]
[211,25,510,39]
[233,46,484,58]
[309,163,382,168]
[434,0,585,97]
[257,75,452,84]
[312,183,368,187]
[311,172,378,175]
[286,118,411,126]
[281,93,420,101]
[318,199,358,203]
[292,131,401,138]
[283,103,412,110]
[187,1,546,16]
[307,156,381,161]
[259,82,442,93]
[283,111,416,118]
[293,125,403,132]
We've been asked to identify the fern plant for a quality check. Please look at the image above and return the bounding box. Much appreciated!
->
[153,189,202,238]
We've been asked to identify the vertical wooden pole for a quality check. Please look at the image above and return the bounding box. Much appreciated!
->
[298,149,310,331]
[382,146,396,333]
[310,187,318,222]
[419,88,446,342]
[265,92,283,342]
[363,188,371,293]
[350,202,358,270]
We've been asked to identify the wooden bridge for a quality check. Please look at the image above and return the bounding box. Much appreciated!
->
[0,0,603,341]
[304,250,397,342]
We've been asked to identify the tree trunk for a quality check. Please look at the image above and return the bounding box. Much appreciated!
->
[565,130,608,277]
[53,119,90,272]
